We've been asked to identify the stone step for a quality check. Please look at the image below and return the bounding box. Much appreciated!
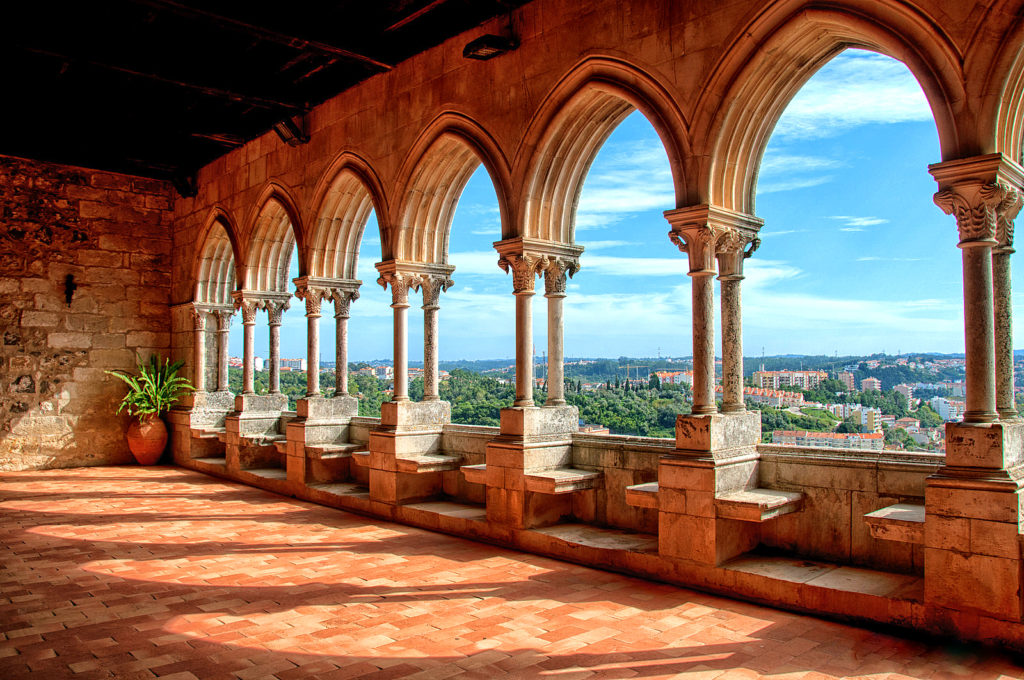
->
[461,463,487,485]
[863,503,925,544]
[245,468,287,480]
[306,443,362,459]
[524,468,601,494]
[350,450,371,468]
[625,482,659,509]
[715,488,804,522]
[273,439,288,454]
[308,481,370,500]
[397,453,462,473]
[193,456,226,466]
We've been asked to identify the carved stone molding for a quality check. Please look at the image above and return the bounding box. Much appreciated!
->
[332,288,360,318]
[232,293,262,325]
[375,261,455,308]
[498,253,545,294]
[294,284,328,316]
[664,205,763,277]
[214,309,233,332]
[190,305,208,332]
[420,272,454,310]
[715,226,761,280]
[377,270,416,307]
[494,237,584,296]
[929,153,1024,249]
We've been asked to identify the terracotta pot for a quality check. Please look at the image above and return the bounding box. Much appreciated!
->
[126,417,168,465]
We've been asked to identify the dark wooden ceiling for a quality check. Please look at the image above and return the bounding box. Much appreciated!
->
[1,0,528,186]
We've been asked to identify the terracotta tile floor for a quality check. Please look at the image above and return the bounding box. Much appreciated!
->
[1,467,1022,679]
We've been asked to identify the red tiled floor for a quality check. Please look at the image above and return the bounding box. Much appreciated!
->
[1,466,1022,679]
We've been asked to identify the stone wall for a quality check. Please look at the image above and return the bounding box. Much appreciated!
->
[0,155,175,471]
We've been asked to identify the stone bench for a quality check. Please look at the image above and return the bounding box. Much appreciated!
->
[863,503,925,544]
[460,463,487,485]
[396,453,462,473]
[625,482,660,509]
[523,468,601,495]
[715,489,804,522]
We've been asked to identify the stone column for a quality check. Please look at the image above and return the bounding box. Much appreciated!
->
[332,288,359,397]
[669,226,718,415]
[933,182,1013,423]
[265,299,289,395]
[236,298,261,395]
[543,257,579,406]
[295,285,325,397]
[191,305,208,391]
[716,229,760,413]
[993,190,1022,419]
[378,272,413,402]
[499,254,543,407]
[214,309,232,392]
[420,273,453,401]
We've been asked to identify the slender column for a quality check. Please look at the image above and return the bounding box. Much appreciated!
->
[332,289,358,396]
[214,309,232,392]
[378,272,412,402]
[236,299,260,395]
[265,299,288,395]
[994,189,1021,419]
[420,273,453,401]
[499,254,542,407]
[543,258,578,406]
[716,230,759,413]
[191,306,207,391]
[295,287,325,397]
[934,182,1011,423]
[669,226,719,415]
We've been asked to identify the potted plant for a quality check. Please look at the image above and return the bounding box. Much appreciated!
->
[106,354,194,465]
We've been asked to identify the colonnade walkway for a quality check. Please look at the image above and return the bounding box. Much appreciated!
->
[1,466,1021,680]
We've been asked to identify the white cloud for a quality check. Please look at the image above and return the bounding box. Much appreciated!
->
[577,240,640,251]
[575,138,675,231]
[840,227,863,233]
[773,50,933,141]
[856,256,922,262]
[830,215,889,229]
[759,154,841,175]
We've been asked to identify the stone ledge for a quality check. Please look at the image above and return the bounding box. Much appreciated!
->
[350,450,371,468]
[715,488,803,522]
[306,443,361,459]
[395,453,462,473]
[523,468,601,494]
[461,463,488,485]
[864,503,925,544]
[625,482,659,509]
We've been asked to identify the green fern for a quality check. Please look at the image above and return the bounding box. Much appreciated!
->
[106,354,195,418]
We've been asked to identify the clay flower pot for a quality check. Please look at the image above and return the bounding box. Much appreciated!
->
[126,416,168,465]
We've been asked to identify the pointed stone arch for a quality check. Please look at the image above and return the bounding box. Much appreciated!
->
[391,113,512,263]
[243,182,305,292]
[194,207,241,305]
[983,12,1024,162]
[516,56,691,244]
[307,152,388,279]
[698,3,965,213]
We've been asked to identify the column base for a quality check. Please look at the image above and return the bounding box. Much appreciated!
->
[234,393,289,414]
[675,411,761,456]
[297,395,359,420]
[499,404,579,439]
[945,420,1024,470]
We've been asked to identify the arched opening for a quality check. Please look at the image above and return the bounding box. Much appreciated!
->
[748,48,956,452]
[193,212,240,393]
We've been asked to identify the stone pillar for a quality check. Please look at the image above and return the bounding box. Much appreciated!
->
[926,154,1024,623]
[993,189,1022,419]
[543,257,579,407]
[265,299,289,395]
[378,271,413,402]
[499,253,543,407]
[716,229,760,413]
[933,182,1010,423]
[235,297,261,395]
[332,288,359,396]
[420,273,453,401]
[214,309,232,392]
[669,223,718,415]
[191,305,207,391]
[295,285,325,397]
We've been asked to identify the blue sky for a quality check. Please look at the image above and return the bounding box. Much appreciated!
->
[236,49,993,363]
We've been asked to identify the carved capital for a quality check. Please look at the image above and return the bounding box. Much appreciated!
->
[715,226,761,279]
[543,256,580,297]
[236,298,261,325]
[377,271,415,307]
[332,288,360,319]
[420,273,454,310]
[498,253,544,294]
[190,306,208,332]
[214,309,234,332]
[996,186,1022,252]
[264,298,290,326]
[665,205,763,276]
[933,181,1011,246]
[668,225,718,275]
[294,284,328,317]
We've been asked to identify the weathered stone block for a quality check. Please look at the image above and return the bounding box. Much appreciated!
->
[499,404,578,438]
[675,411,760,453]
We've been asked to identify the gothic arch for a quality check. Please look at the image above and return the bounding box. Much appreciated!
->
[391,113,512,263]
[516,56,692,244]
[307,152,388,279]
[194,207,242,305]
[699,2,965,213]
[982,12,1024,161]
[243,182,305,292]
